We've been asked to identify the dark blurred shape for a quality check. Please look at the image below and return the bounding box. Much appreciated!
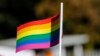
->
[0,0,42,39]
[94,43,100,50]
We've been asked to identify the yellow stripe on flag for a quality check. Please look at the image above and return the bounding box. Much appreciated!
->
[17,24,59,40]
[17,22,51,35]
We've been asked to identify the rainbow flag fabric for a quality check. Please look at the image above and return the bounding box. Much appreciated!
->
[16,14,60,52]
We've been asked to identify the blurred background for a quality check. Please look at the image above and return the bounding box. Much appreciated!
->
[0,0,100,56]
[63,0,100,56]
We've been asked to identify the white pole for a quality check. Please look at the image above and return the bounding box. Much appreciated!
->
[59,2,63,56]
[74,45,84,56]
[62,47,67,56]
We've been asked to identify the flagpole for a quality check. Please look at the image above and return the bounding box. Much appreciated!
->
[59,2,63,56]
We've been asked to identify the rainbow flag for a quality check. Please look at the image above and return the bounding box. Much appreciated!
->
[16,14,60,52]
